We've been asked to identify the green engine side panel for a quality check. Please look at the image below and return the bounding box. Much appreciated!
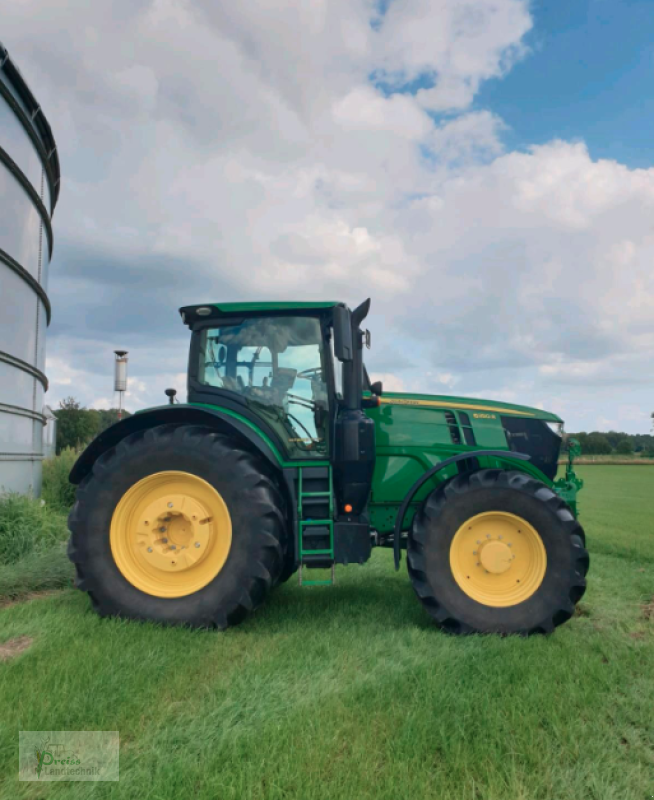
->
[365,393,554,534]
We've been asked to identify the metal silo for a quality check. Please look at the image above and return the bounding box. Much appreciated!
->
[0,42,60,495]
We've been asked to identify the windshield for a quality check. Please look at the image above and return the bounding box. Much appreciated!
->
[197,316,329,457]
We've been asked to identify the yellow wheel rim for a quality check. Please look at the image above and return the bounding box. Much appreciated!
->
[449,511,546,607]
[110,471,232,598]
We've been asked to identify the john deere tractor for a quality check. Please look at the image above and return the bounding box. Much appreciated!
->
[68,300,588,635]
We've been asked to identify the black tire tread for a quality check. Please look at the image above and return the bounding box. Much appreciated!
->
[67,424,288,629]
[407,469,589,635]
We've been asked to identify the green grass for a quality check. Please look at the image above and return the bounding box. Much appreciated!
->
[1,467,653,799]
[0,493,72,600]
[41,448,79,513]
[0,451,76,600]
[0,494,68,565]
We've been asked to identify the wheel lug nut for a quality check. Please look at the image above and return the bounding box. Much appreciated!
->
[473,551,477,555]
[170,545,176,550]
[195,542,201,548]
[147,547,153,553]
[498,535,503,540]
[168,502,174,508]
[162,538,168,544]
[159,527,166,533]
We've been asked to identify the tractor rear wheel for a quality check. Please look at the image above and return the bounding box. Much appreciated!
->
[407,469,589,635]
[67,424,287,629]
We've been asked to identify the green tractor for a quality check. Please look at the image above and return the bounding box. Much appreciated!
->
[68,300,588,635]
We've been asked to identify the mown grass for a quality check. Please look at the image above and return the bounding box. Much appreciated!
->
[0,467,653,799]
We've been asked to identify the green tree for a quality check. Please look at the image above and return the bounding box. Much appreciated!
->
[54,399,131,453]
[573,432,588,453]
[54,398,99,453]
[616,438,634,455]
[96,408,128,429]
[583,432,612,455]
[604,431,621,450]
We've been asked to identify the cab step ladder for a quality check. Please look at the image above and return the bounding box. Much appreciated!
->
[297,465,335,586]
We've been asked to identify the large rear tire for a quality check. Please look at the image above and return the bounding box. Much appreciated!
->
[68,424,287,629]
[407,469,589,635]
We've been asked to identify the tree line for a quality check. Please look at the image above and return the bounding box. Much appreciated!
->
[569,430,654,457]
[54,397,132,454]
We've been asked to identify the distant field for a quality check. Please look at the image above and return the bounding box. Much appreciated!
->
[559,455,654,465]
[0,466,652,799]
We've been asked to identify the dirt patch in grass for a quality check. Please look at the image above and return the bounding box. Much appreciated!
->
[0,635,33,661]
[641,598,654,621]
[574,603,592,617]
[0,589,63,610]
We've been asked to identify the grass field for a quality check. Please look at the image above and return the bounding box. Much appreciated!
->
[1,467,653,799]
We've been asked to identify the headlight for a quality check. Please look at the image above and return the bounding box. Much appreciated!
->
[545,421,564,437]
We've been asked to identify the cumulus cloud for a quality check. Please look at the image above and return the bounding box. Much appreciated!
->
[1,0,651,432]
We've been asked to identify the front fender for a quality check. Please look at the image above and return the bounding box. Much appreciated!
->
[393,450,532,569]
[69,404,282,485]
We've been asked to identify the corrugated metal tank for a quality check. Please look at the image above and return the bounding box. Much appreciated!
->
[0,42,60,495]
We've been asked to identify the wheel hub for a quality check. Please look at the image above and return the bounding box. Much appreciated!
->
[110,472,232,598]
[449,511,547,607]
[138,493,212,573]
[478,539,512,574]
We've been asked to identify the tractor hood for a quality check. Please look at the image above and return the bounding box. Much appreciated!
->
[376,392,563,423]
[369,391,564,482]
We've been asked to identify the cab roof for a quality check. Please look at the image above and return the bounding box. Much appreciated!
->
[180,301,341,326]
[213,301,338,312]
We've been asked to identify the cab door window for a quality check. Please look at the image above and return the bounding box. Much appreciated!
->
[197,316,329,457]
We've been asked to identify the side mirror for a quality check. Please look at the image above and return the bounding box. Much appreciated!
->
[164,388,177,405]
[333,306,353,362]
[370,380,383,396]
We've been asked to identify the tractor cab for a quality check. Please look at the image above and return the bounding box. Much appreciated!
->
[180,300,375,459]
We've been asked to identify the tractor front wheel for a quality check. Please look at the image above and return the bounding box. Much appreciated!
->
[67,424,287,629]
[407,469,589,635]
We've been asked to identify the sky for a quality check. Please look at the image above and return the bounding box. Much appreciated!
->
[3,0,654,434]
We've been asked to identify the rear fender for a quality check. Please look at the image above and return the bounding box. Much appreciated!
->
[69,405,281,485]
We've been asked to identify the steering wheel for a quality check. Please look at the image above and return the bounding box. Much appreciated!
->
[296,367,323,381]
